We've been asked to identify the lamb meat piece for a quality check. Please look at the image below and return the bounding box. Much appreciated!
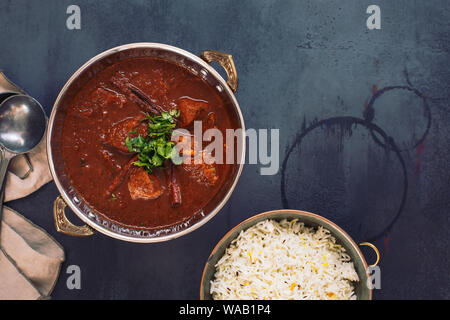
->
[90,87,126,109]
[177,97,208,127]
[175,135,219,186]
[128,168,163,200]
[182,153,219,186]
[104,115,148,153]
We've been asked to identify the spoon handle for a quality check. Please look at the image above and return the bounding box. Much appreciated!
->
[0,188,4,236]
[0,150,11,237]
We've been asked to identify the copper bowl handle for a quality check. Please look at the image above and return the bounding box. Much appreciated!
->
[200,50,238,92]
[359,242,380,267]
[53,196,95,237]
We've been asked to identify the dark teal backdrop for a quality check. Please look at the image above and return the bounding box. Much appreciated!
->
[1,0,449,299]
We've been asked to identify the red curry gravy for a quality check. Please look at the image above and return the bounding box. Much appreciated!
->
[61,57,235,230]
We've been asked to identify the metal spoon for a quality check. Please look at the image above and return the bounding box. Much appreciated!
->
[0,94,46,232]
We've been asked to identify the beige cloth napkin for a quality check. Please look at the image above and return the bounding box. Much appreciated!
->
[0,134,65,300]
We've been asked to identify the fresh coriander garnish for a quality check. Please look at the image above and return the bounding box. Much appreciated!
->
[125,109,180,173]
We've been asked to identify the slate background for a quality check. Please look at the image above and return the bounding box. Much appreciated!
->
[1,0,449,299]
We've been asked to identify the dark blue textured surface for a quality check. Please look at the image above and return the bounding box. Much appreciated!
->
[1,0,449,299]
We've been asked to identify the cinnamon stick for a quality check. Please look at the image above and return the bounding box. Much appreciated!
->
[111,74,163,114]
[107,154,138,195]
[128,82,165,114]
[165,161,182,207]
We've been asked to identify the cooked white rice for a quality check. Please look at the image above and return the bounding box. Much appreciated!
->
[210,219,359,300]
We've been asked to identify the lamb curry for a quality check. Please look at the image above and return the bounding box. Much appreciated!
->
[61,57,236,231]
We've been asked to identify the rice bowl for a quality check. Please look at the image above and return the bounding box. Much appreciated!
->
[200,210,379,300]
[210,219,359,300]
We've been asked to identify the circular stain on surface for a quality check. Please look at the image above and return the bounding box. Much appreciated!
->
[364,86,431,151]
[281,117,407,241]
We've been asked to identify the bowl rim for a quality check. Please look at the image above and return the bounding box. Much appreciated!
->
[200,209,372,300]
[47,42,246,243]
